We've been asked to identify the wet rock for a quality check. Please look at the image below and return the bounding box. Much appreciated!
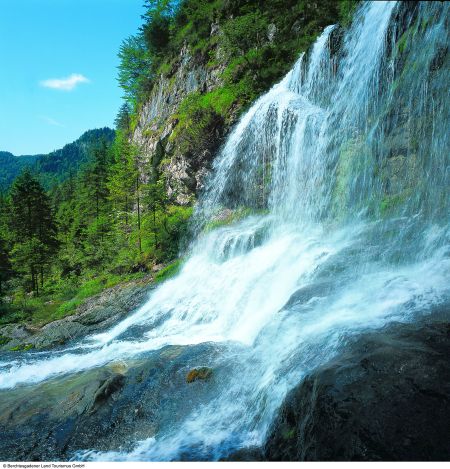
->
[90,373,125,413]
[222,447,264,461]
[264,320,450,461]
[186,367,213,383]
[0,343,223,461]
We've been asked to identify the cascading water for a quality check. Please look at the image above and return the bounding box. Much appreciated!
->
[0,0,448,461]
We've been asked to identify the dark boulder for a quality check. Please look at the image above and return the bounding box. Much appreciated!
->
[263,320,450,461]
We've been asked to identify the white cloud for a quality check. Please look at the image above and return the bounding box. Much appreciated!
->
[39,115,65,127]
[40,73,90,91]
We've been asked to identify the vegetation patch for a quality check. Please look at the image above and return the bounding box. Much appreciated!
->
[380,190,412,216]
[282,428,296,440]
[203,207,266,232]
[154,259,183,284]
[0,335,11,346]
[9,343,34,352]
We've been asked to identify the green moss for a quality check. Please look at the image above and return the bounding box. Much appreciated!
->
[174,84,240,132]
[53,272,146,320]
[55,298,82,318]
[338,0,360,27]
[154,259,184,283]
[9,343,33,352]
[0,335,11,346]
[200,87,238,116]
[397,31,408,54]
[331,137,365,215]
[397,18,420,55]
[142,127,155,138]
[204,207,268,232]
[29,300,64,324]
[157,61,172,76]
[379,190,412,216]
[282,428,296,440]
[221,56,246,83]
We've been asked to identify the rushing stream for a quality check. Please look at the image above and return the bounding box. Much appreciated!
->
[0,0,449,461]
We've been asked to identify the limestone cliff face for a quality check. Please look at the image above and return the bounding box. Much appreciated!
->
[132,27,230,205]
[130,2,348,207]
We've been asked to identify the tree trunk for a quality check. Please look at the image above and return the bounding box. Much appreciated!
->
[153,208,158,249]
[31,266,38,296]
[136,175,142,254]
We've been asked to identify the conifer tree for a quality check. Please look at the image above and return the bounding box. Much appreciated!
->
[0,236,12,295]
[108,131,137,229]
[9,170,58,293]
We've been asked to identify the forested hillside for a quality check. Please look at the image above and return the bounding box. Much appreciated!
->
[0,152,38,192]
[0,128,115,191]
[0,0,356,327]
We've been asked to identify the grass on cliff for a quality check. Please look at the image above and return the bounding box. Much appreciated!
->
[154,258,184,283]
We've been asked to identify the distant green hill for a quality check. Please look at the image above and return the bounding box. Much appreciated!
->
[0,128,115,191]
[0,152,39,191]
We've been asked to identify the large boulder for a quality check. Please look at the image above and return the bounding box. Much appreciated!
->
[263,319,450,461]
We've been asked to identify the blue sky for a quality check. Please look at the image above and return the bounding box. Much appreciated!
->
[0,0,145,155]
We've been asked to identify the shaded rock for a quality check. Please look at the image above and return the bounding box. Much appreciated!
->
[222,446,264,461]
[264,320,450,461]
[132,42,228,205]
[90,373,125,413]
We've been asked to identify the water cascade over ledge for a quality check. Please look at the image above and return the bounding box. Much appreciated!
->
[0,0,449,461]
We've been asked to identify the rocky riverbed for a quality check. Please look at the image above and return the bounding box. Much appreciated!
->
[1,307,449,461]
[0,341,221,461]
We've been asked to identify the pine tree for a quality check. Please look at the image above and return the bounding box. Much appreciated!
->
[146,177,168,250]
[9,170,58,293]
[0,236,12,295]
[108,131,137,229]
[114,103,132,132]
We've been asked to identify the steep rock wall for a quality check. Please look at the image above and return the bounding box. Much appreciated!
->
[132,29,230,205]
[131,1,351,205]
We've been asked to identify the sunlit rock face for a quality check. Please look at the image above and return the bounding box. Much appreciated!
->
[132,42,229,205]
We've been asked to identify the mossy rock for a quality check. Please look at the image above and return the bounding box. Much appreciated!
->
[282,427,296,440]
[0,336,11,346]
[204,207,268,232]
[9,343,34,352]
[154,259,184,283]
[186,366,213,383]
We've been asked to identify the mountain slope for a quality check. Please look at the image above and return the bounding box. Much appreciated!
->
[0,152,39,191]
[0,128,115,191]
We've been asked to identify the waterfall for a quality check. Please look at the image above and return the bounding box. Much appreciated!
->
[1,0,449,461]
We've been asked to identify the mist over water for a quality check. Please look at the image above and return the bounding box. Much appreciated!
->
[1,0,449,461]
